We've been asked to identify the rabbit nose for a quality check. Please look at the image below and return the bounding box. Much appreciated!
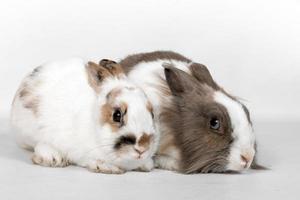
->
[134,147,146,155]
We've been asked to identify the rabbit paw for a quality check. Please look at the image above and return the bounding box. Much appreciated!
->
[32,143,69,167]
[135,159,154,172]
[87,160,125,174]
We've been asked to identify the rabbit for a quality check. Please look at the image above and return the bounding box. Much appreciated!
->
[11,58,158,174]
[119,51,265,173]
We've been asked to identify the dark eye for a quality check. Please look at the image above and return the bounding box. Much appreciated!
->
[113,109,122,123]
[210,118,220,130]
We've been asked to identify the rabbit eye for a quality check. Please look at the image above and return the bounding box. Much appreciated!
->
[113,109,122,123]
[210,118,220,130]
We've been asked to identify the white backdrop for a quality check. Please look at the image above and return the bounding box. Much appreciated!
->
[1,0,299,121]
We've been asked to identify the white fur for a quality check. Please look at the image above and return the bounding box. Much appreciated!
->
[11,58,158,173]
[214,91,255,171]
[127,59,190,113]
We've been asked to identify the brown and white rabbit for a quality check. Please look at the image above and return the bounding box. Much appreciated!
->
[11,58,158,174]
[120,51,264,173]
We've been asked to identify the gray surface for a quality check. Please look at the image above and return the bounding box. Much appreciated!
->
[0,118,299,200]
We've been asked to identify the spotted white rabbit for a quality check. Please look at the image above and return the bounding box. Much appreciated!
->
[11,58,158,174]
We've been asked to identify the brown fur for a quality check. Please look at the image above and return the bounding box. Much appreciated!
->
[120,51,258,173]
[23,97,39,115]
[17,70,41,116]
[99,59,124,78]
[120,51,191,73]
[156,74,172,97]
[146,101,154,119]
[106,88,122,100]
[101,101,128,132]
[138,133,153,149]
[19,84,30,98]
[157,127,180,161]
[162,66,233,173]
[189,63,220,90]
[87,60,130,132]
[86,59,125,94]
[86,61,112,93]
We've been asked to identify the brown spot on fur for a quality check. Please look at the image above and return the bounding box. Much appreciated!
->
[138,133,153,149]
[106,88,122,101]
[146,101,154,119]
[119,102,128,125]
[23,97,39,115]
[99,59,124,78]
[19,87,30,98]
[101,104,119,132]
[101,101,128,132]
[17,81,40,116]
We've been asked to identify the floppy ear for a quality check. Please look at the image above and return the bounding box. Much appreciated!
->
[86,61,111,92]
[163,63,197,96]
[189,63,219,90]
[99,59,124,78]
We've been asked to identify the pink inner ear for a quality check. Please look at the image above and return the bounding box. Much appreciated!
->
[86,62,112,92]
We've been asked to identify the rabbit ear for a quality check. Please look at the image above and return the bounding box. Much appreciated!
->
[189,63,219,90]
[86,61,112,92]
[163,63,196,97]
[99,59,124,78]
